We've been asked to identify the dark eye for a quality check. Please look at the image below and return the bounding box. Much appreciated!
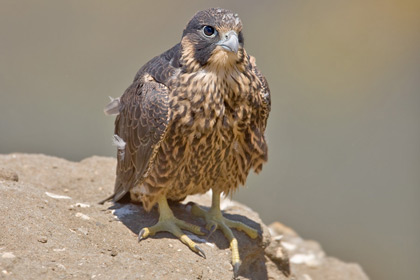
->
[202,25,216,37]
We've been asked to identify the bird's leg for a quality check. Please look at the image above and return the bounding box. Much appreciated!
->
[138,195,206,258]
[190,190,258,277]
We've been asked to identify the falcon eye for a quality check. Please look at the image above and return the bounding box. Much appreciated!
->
[202,25,216,37]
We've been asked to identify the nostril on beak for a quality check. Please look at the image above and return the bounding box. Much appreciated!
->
[217,31,239,53]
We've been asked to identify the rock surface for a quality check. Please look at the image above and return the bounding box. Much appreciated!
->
[0,154,369,279]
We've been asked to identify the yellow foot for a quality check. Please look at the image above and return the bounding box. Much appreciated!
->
[189,198,258,277]
[138,196,206,258]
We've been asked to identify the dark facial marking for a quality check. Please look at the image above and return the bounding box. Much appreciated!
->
[182,8,243,66]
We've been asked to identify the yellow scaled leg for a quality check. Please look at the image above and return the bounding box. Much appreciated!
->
[190,191,259,277]
[138,195,206,258]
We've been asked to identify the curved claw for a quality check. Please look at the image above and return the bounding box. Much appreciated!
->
[233,262,241,278]
[186,201,196,207]
[138,228,148,242]
[206,224,217,240]
[195,245,206,259]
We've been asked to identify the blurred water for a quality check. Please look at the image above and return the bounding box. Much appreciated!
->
[1,1,419,279]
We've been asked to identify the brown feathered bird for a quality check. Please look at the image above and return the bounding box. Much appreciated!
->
[102,8,270,275]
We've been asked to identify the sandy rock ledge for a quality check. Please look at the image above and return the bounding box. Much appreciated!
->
[0,154,369,280]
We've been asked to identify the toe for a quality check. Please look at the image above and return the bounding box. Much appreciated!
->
[177,233,206,258]
[190,203,207,218]
[225,219,259,239]
[229,237,240,268]
[176,219,205,236]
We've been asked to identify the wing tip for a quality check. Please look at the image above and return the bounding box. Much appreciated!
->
[98,193,115,205]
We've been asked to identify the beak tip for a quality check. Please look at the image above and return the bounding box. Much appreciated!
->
[217,31,239,54]
[220,45,238,54]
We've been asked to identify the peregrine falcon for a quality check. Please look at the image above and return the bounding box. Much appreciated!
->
[102,8,270,276]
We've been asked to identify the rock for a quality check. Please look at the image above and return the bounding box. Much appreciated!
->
[0,154,369,279]
[1,252,16,259]
[268,222,369,280]
[0,167,18,182]
[37,236,48,243]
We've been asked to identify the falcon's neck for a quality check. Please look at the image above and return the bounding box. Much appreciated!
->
[179,38,248,75]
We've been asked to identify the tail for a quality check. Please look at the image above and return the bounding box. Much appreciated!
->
[98,186,129,205]
[98,193,115,205]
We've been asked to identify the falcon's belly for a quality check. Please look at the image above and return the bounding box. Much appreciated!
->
[130,69,261,209]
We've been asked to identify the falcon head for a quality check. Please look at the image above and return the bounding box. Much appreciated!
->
[181,8,245,70]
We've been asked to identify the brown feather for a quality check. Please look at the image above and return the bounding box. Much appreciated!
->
[102,8,270,211]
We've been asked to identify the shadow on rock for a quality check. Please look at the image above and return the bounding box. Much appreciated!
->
[109,196,269,280]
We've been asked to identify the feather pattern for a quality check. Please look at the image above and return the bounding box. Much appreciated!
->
[102,8,270,211]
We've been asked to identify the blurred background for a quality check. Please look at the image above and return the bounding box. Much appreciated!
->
[1,1,419,279]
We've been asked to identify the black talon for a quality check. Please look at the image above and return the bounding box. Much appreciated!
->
[138,228,146,242]
[233,262,241,278]
[195,245,206,259]
[199,227,206,235]
[207,224,217,240]
[186,202,196,207]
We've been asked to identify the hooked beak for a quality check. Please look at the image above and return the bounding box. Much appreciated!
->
[217,31,239,54]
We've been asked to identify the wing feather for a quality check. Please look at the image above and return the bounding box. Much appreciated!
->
[99,44,181,204]
[111,79,170,202]
[247,55,271,173]
[250,55,271,128]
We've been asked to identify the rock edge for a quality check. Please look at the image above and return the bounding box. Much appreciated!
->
[0,154,369,280]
